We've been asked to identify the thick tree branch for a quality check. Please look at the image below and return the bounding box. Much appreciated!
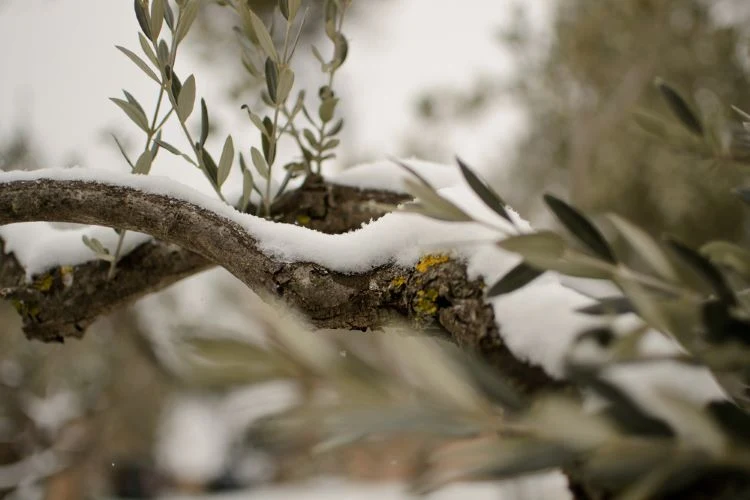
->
[0,172,553,396]
[0,175,406,341]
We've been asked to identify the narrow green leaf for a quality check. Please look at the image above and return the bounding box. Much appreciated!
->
[319,97,338,123]
[110,98,150,133]
[666,237,735,305]
[577,296,634,315]
[122,90,146,117]
[163,0,176,31]
[170,70,181,99]
[655,78,703,136]
[150,0,165,41]
[200,147,219,185]
[134,0,152,40]
[288,0,302,19]
[157,39,170,66]
[497,232,567,262]
[608,214,678,282]
[177,74,196,120]
[276,67,295,104]
[199,98,209,146]
[456,156,512,223]
[487,262,544,297]
[331,33,348,70]
[217,135,234,188]
[311,45,326,67]
[116,45,160,83]
[138,33,160,67]
[111,134,134,169]
[402,179,473,223]
[543,194,616,264]
[303,128,318,147]
[248,9,279,62]
[240,168,254,212]
[241,106,269,137]
[251,146,270,179]
[175,0,200,45]
[154,139,182,156]
[133,149,154,175]
[701,241,750,281]
[278,0,290,20]
[265,57,278,104]
[328,118,344,136]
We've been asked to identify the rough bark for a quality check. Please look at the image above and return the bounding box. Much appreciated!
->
[0,174,555,397]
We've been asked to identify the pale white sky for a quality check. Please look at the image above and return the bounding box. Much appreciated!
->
[0,0,552,194]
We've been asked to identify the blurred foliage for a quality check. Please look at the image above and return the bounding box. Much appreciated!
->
[511,0,750,248]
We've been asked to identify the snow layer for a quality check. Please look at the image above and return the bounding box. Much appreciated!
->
[0,162,728,433]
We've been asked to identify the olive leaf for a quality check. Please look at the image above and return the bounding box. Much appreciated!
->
[655,78,703,136]
[176,74,196,120]
[217,135,234,188]
[116,46,160,83]
[544,194,616,264]
[456,156,512,223]
[486,262,544,297]
[666,237,735,305]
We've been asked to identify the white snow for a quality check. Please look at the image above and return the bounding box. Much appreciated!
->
[0,164,727,414]
[0,222,150,281]
[329,158,462,192]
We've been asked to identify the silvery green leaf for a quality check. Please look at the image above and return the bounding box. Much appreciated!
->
[111,134,134,169]
[122,90,146,118]
[666,237,735,305]
[328,118,344,136]
[133,149,154,175]
[403,179,473,223]
[248,9,279,62]
[150,0,165,41]
[157,39,170,66]
[134,0,152,40]
[276,67,295,104]
[331,33,348,69]
[175,0,200,45]
[487,262,544,297]
[608,214,679,282]
[303,128,318,147]
[176,74,196,120]
[655,78,703,136]
[311,45,326,68]
[577,296,633,315]
[241,106,268,137]
[496,231,566,262]
[265,57,278,104]
[163,0,175,31]
[288,0,301,19]
[318,97,338,123]
[544,194,616,264]
[456,156,512,223]
[138,33,160,67]
[153,139,182,156]
[217,135,234,188]
[278,0,290,20]
[110,98,150,133]
[321,139,339,151]
[413,438,576,495]
[116,46,160,83]
[181,336,296,387]
[82,236,115,262]
[200,147,219,185]
[251,146,270,179]
[199,98,209,146]
[701,241,750,281]
[240,169,254,212]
